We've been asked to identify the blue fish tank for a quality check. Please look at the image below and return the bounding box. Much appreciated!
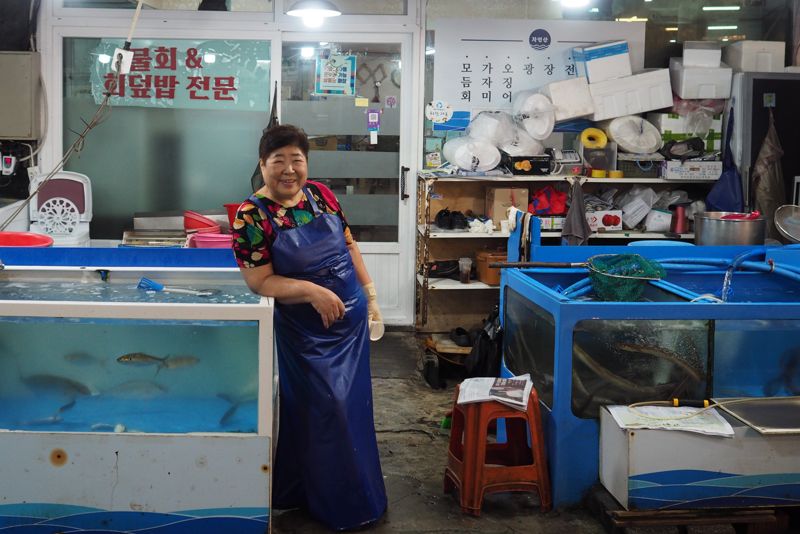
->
[0,248,273,533]
[501,217,800,509]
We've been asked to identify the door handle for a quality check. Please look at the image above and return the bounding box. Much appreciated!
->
[400,165,410,201]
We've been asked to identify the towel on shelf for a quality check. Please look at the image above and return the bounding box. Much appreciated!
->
[562,179,592,246]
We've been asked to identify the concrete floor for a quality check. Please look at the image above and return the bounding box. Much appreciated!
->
[270,332,766,534]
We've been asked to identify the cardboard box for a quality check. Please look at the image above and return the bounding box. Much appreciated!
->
[586,210,622,232]
[476,250,507,286]
[669,57,732,100]
[723,41,785,72]
[501,153,551,175]
[539,77,594,121]
[682,41,722,67]
[589,69,672,121]
[647,112,723,152]
[573,41,632,84]
[538,216,565,231]
[485,187,529,221]
[662,160,723,181]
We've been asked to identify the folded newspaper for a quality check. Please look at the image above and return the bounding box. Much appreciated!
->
[606,405,734,437]
[457,374,533,411]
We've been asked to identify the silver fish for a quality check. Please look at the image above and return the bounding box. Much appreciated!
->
[64,352,105,367]
[23,374,93,397]
[107,380,168,399]
[162,356,200,370]
[116,352,167,366]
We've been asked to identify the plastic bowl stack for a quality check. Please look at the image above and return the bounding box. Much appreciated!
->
[184,210,221,234]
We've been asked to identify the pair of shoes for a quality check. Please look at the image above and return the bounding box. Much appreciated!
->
[449,327,481,347]
[660,137,706,162]
[435,208,468,230]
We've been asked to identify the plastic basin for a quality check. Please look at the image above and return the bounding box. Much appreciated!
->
[0,232,54,247]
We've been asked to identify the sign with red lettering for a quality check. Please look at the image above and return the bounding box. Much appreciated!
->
[91,39,270,111]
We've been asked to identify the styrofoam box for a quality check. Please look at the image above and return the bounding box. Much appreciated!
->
[539,77,594,121]
[589,69,672,121]
[600,407,800,510]
[647,112,723,152]
[682,41,722,68]
[573,41,632,84]
[723,40,785,72]
[662,160,723,181]
[669,57,732,99]
[0,198,30,232]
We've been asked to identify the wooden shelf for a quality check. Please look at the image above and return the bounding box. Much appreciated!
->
[417,224,693,241]
[417,274,497,290]
[419,173,718,184]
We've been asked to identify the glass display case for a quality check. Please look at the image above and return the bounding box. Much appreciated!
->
[0,250,273,533]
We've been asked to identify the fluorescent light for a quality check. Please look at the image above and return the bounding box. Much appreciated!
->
[669,39,677,43]
[616,16,648,22]
[561,0,590,8]
[708,25,738,30]
[203,53,216,64]
[589,7,599,12]
[287,0,341,28]
[300,46,315,59]
[98,53,111,64]
[665,27,679,31]
[425,47,435,55]
[722,37,730,41]
[702,5,740,10]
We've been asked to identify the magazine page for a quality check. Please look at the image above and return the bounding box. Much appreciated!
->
[457,374,532,411]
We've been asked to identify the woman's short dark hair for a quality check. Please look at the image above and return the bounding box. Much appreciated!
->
[258,125,309,161]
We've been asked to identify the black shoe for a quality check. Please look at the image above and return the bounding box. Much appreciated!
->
[450,210,468,230]
[435,208,452,230]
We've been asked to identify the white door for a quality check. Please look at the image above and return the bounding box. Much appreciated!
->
[278,33,417,325]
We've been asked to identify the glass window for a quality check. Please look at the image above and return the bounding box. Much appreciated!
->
[572,319,709,419]
[64,0,273,12]
[281,41,401,242]
[503,287,556,409]
[282,0,407,16]
[63,37,270,239]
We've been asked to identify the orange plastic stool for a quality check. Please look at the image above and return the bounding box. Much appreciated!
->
[443,384,551,516]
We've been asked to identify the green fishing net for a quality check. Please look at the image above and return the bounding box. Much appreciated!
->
[587,254,666,302]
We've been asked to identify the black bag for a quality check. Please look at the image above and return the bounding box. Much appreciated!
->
[464,305,502,378]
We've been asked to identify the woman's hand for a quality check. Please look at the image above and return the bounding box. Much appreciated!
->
[309,285,346,328]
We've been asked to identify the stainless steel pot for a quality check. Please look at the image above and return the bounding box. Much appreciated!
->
[694,211,766,245]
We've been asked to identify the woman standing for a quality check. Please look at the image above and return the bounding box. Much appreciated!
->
[231,125,387,530]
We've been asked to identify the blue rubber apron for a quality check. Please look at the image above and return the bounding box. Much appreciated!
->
[248,189,387,531]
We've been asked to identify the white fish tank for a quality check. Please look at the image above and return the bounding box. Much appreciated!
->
[0,252,273,533]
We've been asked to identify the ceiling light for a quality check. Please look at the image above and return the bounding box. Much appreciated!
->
[708,25,738,30]
[665,27,679,31]
[98,53,112,64]
[669,39,677,43]
[561,0,590,8]
[203,53,216,64]
[702,5,740,10]
[615,16,648,22]
[589,7,599,12]
[287,0,341,28]
[425,47,435,55]
[300,47,315,59]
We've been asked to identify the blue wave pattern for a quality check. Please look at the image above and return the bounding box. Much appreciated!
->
[628,470,800,510]
[0,505,268,533]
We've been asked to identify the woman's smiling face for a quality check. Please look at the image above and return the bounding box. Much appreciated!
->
[260,145,308,203]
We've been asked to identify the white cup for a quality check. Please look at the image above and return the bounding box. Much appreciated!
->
[369,320,385,341]
[500,220,510,234]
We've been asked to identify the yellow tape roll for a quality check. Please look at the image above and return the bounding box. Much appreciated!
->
[608,170,624,178]
[580,127,608,149]
[591,169,608,178]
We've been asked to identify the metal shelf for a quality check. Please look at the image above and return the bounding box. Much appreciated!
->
[418,173,718,184]
[417,224,693,241]
[416,274,496,290]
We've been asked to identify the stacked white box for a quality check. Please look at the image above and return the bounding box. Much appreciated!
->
[647,112,723,152]
[682,41,722,67]
[669,57,732,99]
[589,69,672,121]
[539,77,594,121]
[723,41,785,72]
[572,41,632,84]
